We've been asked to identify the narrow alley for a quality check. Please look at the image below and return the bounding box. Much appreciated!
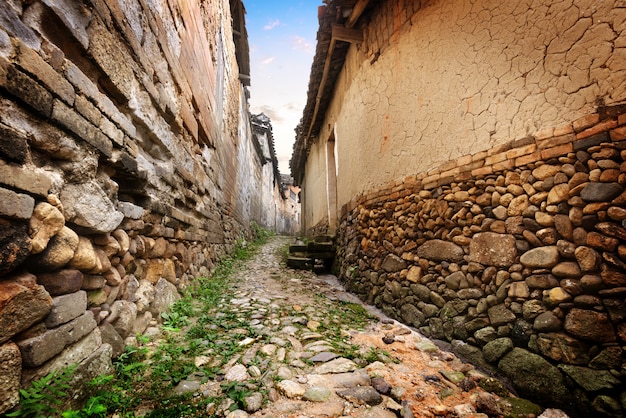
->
[127,235,553,418]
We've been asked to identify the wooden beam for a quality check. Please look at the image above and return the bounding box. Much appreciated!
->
[345,0,370,28]
[332,24,363,43]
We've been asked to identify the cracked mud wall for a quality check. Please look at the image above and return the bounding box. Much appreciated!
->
[301,0,626,232]
[0,0,283,413]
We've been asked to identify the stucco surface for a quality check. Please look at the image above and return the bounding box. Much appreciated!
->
[309,0,626,222]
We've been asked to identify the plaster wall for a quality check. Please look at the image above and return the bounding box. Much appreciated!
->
[302,139,331,234]
[306,0,626,233]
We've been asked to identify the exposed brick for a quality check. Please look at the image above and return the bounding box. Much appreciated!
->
[51,99,112,157]
[460,159,485,172]
[514,151,541,167]
[573,132,610,151]
[510,136,535,149]
[619,113,626,126]
[487,143,510,156]
[0,160,52,196]
[100,116,124,146]
[0,123,28,163]
[506,144,536,159]
[534,127,554,140]
[576,119,618,139]
[455,154,472,167]
[440,166,461,178]
[485,152,507,165]
[96,92,136,138]
[16,40,75,106]
[537,133,575,150]
[573,113,600,132]
[0,186,35,219]
[540,143,573,160]
[553,124,574,136]
[438,159,456,172]
[472,150,488,162]
[472,165,493,177]
[493,159,516,171]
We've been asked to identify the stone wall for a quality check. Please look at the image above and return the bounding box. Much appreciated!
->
[336,106,626,417]
[0,0,276,413]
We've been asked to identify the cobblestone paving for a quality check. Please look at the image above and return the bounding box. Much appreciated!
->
[168,236,564,418]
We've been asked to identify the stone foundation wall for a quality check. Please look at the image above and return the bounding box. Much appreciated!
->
[336,105,626,417]
[0,0,266,413]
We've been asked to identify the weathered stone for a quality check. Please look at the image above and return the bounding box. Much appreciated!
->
[0,342,21,414]
[520,246,559,268]
[580,182,623,202]
[30,226,79,271]
[60,182,124,233]
[224,364,249,382]
[68,236,98,271]
[302,386,331,402]
[314,357,358,374]
[564,308,616,343]
[533,311,561,332]
[469,232,517,267]
[499,348,569,406]
[536,332,589,365]
[0,273,52,344]
[406,266,422,283]
[337,386,383,406]
[553,215,572,241]
[586,232,618,252]
[508,195,529,216]
[0,219,31,276]
[149,278,181,316]
[543,287,572,306]
[98,322,125,358]
[508,282,529,298]
[417,239,464,262]
[574,246,601,272]
[558,365,621,391]
[381,253,406,272]
[107,300,137,338]
[0,186,35,220]
[551,262,581,278]
[482,337,513,363]
[29,202,65,254]
[17,311,96,367]
[45,290,87,327]
[458,288,485,299]
[276,380,305,398]
[547,184,570,205]
[532,165,560,181]
[35,269,84,296]
[488,305,516,326]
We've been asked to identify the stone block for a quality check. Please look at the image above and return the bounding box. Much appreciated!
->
[0,342,21,414]
[0,218,31,276]
[60,181,124,233]
[0,159,53,197]
[0,5,40,49]
[3,63,54,117]
[51,99,112,157]
[20,327,103,384]
[149,277,180,317]
[17,311,97,367]
[0,123,28,163]
[98,322,124,358]
[0,273,52,344]
[41,0,92,49]
[74,95,102,125]
[470,232,517,267]
[65,62,99,100]
[0,186,34,219]
[16,40,75,105]
[30,202,65,253]
[30,226,79,271]
[36,269,84,296]
[45,290,87,328]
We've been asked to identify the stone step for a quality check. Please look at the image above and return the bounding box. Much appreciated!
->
[307,242,334,252]
[286,256,313,270]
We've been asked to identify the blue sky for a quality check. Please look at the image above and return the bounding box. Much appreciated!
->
[245,0,320,174]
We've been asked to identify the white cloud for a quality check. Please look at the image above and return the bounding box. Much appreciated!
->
[261,56,276,65]
[264,19,280,30]
[291,35,313,53]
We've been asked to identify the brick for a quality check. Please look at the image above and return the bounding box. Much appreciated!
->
[487,143,510,156]
[493,159,516,171]
[438,159,456,172]
[0,186,35,219]
[0,123,28,163]
[16,40,75,106]
[485,152,507,165]
[533,127,554,140]
[576,119,618,139]
[96,92,136,138]
[52,99,113,157]
[455,154,472,167]
[3,63,53,117]
[537,133,575,149]
[514,151,541,167]
[0,5,40,50]
[510,136,535,148]
[553,124,574,136]
[472,150,488,162]
[506,144,536,159]
[619,113,626,126]
[573,132,610,151]
[440,166,461,178]
[472,165,493,177]
[0,160,52,196]
[541,143,573,160]
[572,113,600,132]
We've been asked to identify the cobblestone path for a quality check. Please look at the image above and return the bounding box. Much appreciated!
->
[163,236,559,418]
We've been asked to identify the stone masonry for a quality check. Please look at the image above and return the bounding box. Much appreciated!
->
[0,0,293,414]
[336,106,626,417]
